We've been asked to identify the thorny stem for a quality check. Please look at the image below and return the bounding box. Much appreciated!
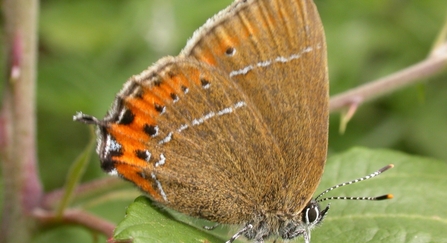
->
[1,0,41,242]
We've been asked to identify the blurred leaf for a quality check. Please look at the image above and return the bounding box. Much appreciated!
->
[56,127,95,216]
[112,148,447,243]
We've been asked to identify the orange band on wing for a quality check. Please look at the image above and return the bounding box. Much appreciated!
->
[114,163,163,201]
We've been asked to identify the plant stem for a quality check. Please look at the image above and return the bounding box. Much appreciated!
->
[33,208,115,238]
[1,0,41,242]
[329,42,447,112]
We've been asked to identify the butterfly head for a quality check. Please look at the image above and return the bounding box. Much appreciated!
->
[279,200,329,242]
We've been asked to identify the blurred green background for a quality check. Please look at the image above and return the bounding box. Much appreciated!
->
[1,0,446,242]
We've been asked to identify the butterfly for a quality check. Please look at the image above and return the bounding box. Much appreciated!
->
[74,0,392,242]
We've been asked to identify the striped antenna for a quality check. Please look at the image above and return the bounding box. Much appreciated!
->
[315,164,394,203]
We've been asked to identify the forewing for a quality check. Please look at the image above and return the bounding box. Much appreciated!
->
[182,0,329,212]
[98,57,284,223]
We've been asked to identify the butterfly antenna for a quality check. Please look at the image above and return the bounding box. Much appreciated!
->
[73,112,102,126]
[315,164,394,203]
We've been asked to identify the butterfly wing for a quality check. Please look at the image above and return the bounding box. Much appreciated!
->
[96,56,285,223]
[182,0,328,213]
[87,0,327,225]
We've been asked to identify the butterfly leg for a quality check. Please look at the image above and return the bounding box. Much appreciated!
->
[225,224,253,243]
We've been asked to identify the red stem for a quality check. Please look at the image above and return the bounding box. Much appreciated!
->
[33,208,115,238]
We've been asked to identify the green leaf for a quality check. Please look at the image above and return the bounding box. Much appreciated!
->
[313,147,447,243]
[113,148,447,242]
[113,196,225,243]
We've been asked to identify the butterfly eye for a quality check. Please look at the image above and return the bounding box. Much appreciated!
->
[304,203,320,224]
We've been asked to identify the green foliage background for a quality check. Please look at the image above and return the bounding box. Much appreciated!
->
[1,0,446,242]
